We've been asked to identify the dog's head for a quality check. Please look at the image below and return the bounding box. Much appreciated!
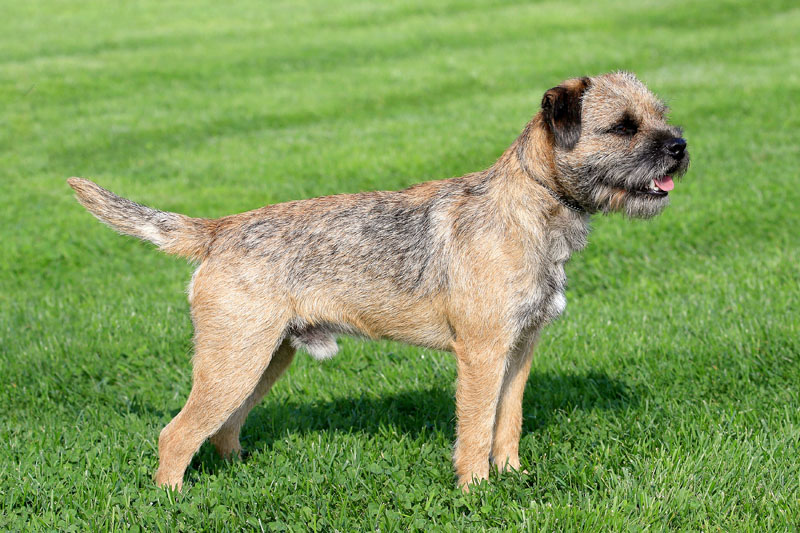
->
[537,72,690,218]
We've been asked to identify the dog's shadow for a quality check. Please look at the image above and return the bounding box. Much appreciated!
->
[189,370,637,477]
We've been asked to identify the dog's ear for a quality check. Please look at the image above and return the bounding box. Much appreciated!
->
[541,77,591,150]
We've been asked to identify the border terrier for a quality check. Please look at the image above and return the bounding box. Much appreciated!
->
[68,71,689,490]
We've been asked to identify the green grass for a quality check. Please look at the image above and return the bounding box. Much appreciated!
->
[2,0,799,530]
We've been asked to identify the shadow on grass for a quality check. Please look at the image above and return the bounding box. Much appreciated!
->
[188,369,637,477]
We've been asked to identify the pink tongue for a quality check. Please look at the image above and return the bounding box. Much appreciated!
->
[654,176,674,191]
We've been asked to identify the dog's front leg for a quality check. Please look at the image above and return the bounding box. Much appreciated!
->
[452,338,510,490]
[491,336,537,473]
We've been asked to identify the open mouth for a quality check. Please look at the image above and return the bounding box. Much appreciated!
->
[631,175,674,197]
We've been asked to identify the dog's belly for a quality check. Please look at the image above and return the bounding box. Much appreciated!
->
[290,320,454,360]
[291,292,455,359]
[289,323,348,360]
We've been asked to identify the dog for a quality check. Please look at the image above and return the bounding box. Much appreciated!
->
[68,71,689,491]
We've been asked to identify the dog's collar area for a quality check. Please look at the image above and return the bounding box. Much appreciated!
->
[530,176,587,213]
[515,144,587,214]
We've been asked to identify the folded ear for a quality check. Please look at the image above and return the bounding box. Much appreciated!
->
[541,77,591,150]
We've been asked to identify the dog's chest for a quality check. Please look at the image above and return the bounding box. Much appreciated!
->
[517,260,567,331]
[513,216,587,333]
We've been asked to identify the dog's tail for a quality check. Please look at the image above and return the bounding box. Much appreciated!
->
[67,178,214,260]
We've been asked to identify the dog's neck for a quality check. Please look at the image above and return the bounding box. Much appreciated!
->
[521,168,586,214]
[486,118,587,218]
[480,118,591,255]
[511,115,588,213]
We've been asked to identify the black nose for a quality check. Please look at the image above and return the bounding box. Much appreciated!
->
[664,137,687,158]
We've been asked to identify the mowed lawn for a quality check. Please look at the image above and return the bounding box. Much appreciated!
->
[2,0,799,530]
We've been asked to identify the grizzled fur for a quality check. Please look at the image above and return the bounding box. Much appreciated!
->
[68,71,689,491]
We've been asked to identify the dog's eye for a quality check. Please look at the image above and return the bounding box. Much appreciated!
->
[611,119,638,136]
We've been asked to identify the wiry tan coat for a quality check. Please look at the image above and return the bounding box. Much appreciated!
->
[69,72,689,490]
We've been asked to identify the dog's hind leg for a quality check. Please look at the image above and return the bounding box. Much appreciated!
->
[154,298,290,491]
[208,339,296,458]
